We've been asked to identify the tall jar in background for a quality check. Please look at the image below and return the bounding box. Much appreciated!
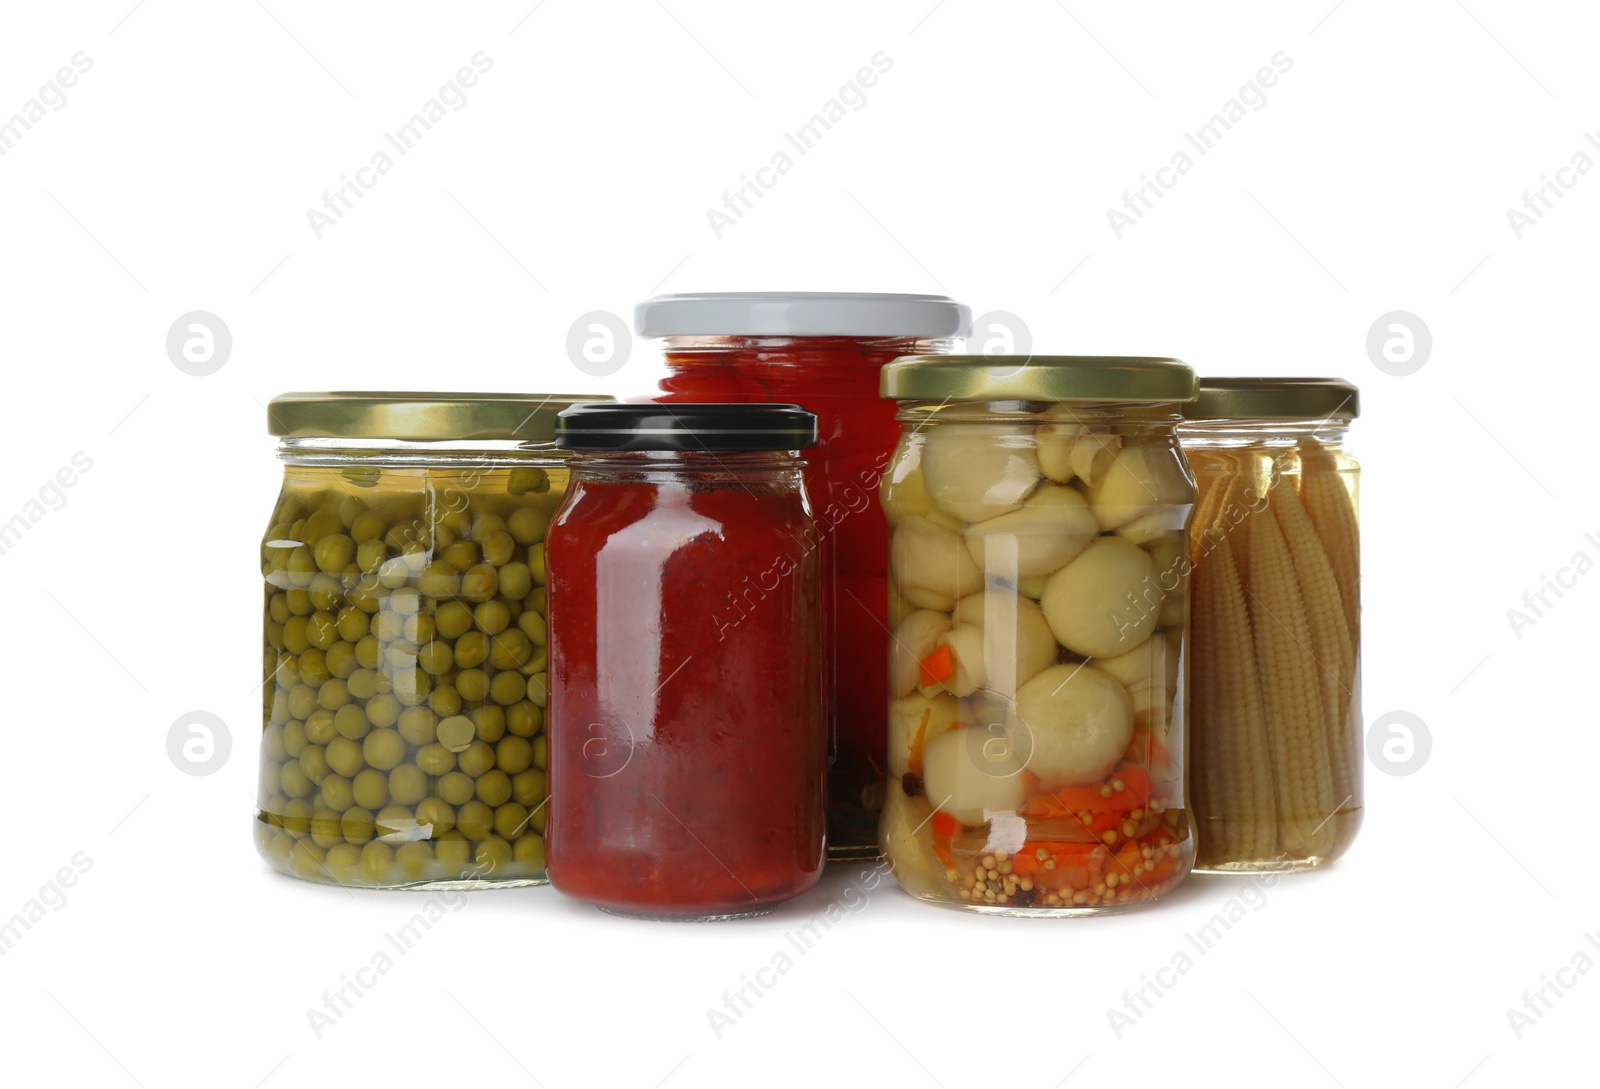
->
[643,292,970,858]
[1180,379,1362,872]
[257,392,608,888]
[878,356,1198,914]
[544,404,825,919]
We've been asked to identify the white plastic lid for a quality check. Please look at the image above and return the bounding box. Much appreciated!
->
[635,292,972,339]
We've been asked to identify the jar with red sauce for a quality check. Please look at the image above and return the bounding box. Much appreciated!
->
[640,292,971,858]
[544,403,826,919]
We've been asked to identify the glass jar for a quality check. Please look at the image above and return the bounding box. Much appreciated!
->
[878,356,1198,914]
[256,392,609,888]
[1179,379,1362,872]
[545,403,826,919]
[642,291,970,859]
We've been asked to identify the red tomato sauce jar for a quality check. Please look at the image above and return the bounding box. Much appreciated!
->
[544,403,826,919]
[640,292,970,858]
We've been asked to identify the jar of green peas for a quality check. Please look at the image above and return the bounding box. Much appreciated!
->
[256,392,610,888]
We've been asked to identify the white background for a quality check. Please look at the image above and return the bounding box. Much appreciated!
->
[0,1,1592,1086]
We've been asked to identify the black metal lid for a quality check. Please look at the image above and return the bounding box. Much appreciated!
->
[556,403,818,452]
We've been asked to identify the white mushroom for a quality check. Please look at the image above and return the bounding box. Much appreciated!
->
[1005,663,1135,789]
[1095,630,1179,734]
[1040,536,1161,658]
[890,516,983,610]
[945,591,1058,696]
[880,437,931,525]
[887,692,962,777]
[921,423,1041,522]
[920,727,1029,826]
[889,610,954,697]
[964,485,1100,578]
[1083,442,1193,531]
[1142,531,1189,628]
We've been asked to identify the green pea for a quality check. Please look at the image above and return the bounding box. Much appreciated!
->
[299,745,330,783]
[283,719,309,759]
[523,587,547,614]
[306,612,339,650]
[352,769,389,810]
[511,768,546,807]
[300,709,333,746]
[470,512,508,541]
[324,842,362,879]
[530,805,547,834]
[342,806,376,844]
[506,700,542,739]
[392,705,434,746]
[310,808,344,849]
[473,600,510,636]
[308,574,344,612]
[468,705,504,744]
[435,601,474,639]
[372,611,404,643]
[475,835,513,874]
[454,631,488,668]
[291,840,329,879]
[461,564,499,603]
[476,769,512,807]
[414,797,454,836]
[365,693,402,730]
[354,636,381,670]
[298,648,329,685]
[356,538,388,574]
[262,723,288,761]
[496,736,534,776]
[436,715,475,753]
[427,684,462,718]
[506,506,549,546]
[438,771,475,806]
[326,736,364,777]
[336,606,369,643]
[324,642,358,679]
[529,543,545,584]
[288,683,319,719]
[268,831,295,868]
[480,531,515,567]
[268,593,290,624]
[506,467,549,496]
[418,561,461,598]
[360,841,394,883]
[347,579,384,613]
[282,797,314,833]
[498,562,533,602]
[404,612,436,645]
[283,616,311,655]
[527,672,548,709]
[319,774,354,812]
[494,802,530,840]
[262,762,282,796]
[458,740,496,778]
[389,764,428,806]
[317,678,351,711]
[435,832,471,875]
[517,609,547,646]
[377,557,412,590]
[456,800,495,841]
[363,729,405,771]
[512,834,545,871]
[287,545,318,587]
[314,533,356,577]
[392,669,432,707]
[417,641,454,676]
[395,840,433,880]
[520,644,549,678]
[489,671,526,706]
[375,803,413,840]
[350,510,387,544]
[265,622,286,652]
[415,743,456,775]
[489,629,531,671]
[456,668,488,704]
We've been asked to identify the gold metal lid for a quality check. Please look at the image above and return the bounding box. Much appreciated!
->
[1182,378,1359,422]
[267,392,614,443]
[881,355,1196,404]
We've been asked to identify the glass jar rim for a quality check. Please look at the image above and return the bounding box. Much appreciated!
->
[635,292,971,338]
[882,355,1196,404]
[1182,378,1359,422]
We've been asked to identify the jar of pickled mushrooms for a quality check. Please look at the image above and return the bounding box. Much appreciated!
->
[1180,378,1361,872]
[257,391,609,888]
[878,356,1198,914]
